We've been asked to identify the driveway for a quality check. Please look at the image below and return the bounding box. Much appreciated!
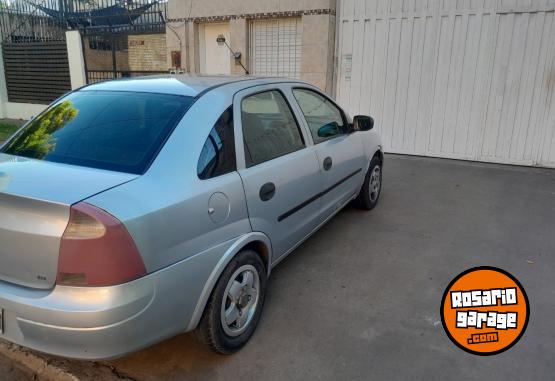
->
[3,154,555,380]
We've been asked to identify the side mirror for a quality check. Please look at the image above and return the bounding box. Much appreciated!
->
[317,122,340,138]
[353,115,374,131]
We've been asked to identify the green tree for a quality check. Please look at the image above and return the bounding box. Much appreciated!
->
[6,100,78,159]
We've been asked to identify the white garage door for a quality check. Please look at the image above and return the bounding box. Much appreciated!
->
[336,0,555,167]
[249,18,302,78]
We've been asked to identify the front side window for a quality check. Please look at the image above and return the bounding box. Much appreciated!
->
[1,91,193,174]
[292,88,345,143]
[241,90,305,167]
[197,106,236,179]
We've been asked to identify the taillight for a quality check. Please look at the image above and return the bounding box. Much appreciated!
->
[57,202,147,287]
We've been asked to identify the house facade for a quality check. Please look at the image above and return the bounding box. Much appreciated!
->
[165,0,337,94]
[164,0,554,168]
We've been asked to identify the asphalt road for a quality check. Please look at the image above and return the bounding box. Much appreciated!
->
[3,154,555,380]
[102,154,555,380]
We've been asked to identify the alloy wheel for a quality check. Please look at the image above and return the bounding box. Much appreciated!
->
[220,264,260,337]
[369,165,381,202]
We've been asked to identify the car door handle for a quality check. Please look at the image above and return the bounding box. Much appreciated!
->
[323,157,333,171]
[259,182,276,201]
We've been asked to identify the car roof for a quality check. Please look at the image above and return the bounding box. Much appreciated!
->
[80,74,308,97]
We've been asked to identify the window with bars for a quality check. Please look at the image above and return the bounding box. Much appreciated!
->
[248,17,302,79]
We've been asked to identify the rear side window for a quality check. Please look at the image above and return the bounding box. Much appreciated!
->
[1,91,193,174]
[241,90,304,167]
[197,106,236,179]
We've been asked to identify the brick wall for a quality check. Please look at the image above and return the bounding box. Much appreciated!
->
[127,34,167,71]
[83,34,167,72]
[82,39,113,70]
[82,36,128,71]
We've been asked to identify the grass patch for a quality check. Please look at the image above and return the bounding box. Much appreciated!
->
[0,121,22,142]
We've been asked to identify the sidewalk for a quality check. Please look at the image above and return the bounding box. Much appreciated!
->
[0,350,32,381]
[0,339,132,381]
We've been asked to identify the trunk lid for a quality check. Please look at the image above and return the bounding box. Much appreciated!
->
[0,154,137,289]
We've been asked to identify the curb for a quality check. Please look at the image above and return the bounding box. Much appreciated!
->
[0,340,133,381]
[0,340,78,381]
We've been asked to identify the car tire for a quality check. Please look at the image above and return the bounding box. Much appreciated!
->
[195,249,267,354]
[354,156,382,210]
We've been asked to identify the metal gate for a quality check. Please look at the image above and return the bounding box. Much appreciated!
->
[336,0,555,168]
[82,30,168,84]
[0,0,71,104]
[81,1,168,84]
[2,41,71,104]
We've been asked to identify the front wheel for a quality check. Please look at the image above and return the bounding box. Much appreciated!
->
[195,250,267,354]
[354,156,382,210]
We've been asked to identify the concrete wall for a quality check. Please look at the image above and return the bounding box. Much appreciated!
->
[167,0,336,19]
[229,18,248,76]
[300,13,335,93]
[66,31,87,90]
[166,0,337,93]
[3,103,47,120]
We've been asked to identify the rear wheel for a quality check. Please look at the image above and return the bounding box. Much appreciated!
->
[354,156,382,210]
[196,250,267,354]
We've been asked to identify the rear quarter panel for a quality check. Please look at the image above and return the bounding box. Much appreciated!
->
[84,90,252,273]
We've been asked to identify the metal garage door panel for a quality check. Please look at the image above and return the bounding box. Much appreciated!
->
[336,0,555,167]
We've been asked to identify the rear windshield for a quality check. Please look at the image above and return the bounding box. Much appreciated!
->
[1,91,193,174]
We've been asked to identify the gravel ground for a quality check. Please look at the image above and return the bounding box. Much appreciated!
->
[0,355,33,381]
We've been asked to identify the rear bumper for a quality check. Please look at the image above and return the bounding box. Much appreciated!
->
[0,273,159,360]
[0,238,237,360]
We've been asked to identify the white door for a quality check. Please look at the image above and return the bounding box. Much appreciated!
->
[202,23,231,75]
[249,18,302,78]
[336,0,555,168]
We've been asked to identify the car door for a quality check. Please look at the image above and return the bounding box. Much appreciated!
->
[234,85,323,261]
[290,87,367,219]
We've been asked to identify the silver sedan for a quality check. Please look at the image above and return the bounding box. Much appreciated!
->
[0,76,383,359]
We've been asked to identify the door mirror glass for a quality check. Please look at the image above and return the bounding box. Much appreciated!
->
[317,122,341,138]
[353,115,374,131]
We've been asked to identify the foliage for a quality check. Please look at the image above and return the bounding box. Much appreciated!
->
[3,101,78,158]
[0,121,20,142]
